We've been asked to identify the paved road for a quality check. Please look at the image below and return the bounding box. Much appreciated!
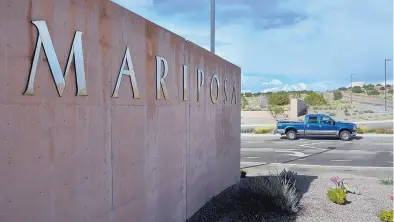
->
[241,134,393,168]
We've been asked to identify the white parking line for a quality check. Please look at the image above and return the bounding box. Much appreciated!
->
[330,160,352,162]
[245,156,260,159]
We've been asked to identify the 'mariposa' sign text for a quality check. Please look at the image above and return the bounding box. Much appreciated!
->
[24,20,237,104]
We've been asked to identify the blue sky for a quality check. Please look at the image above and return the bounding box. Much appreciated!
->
[112,0,393,93]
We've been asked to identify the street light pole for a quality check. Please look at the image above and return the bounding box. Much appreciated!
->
[350,74,355,104]
[210,0,215,54]
[384,58,392,111]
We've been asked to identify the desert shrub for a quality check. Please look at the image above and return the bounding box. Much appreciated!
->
[267,92,290,106]
[304,92,326,106]
[254,127,273,134]
[367,89,380,95]
[351,86,363,93]
[375,128,386,134]
[389,89,393,94]
[268,105,284,118]
[240,169,247,178]
[363,84,375,90]
[380,86,386,90]
[379,210,394,222]
[333,90,342,100]
[241,95,248,110]
[327,188,347,205]
[379,176,394,185]
[240,170,301,214]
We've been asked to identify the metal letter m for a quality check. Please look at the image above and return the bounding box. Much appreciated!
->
[24,20,87,96]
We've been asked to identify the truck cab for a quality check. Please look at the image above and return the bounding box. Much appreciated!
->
[274,114,357,141]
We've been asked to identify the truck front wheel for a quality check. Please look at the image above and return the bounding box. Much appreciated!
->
[339,130,351,141]
[286,130,297,140]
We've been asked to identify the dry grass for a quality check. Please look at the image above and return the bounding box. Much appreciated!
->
[254,127,275,134]
[357,127,394,134]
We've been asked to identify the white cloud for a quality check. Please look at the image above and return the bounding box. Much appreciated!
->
[298,82,307,90]
[262,79,283,85]
[111,0,393,92]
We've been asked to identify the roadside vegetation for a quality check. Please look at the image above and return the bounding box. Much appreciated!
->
[357,127,394,134]
[241,83,393,122]
[254,127,274,134]
[188,170,394,222]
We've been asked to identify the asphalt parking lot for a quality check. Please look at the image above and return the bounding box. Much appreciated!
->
[241,134,394,168]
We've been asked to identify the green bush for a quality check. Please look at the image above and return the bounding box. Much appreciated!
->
[367,89,380,95]
[241,95,248,110]
[333,90,342,100]
[389,89,393,94]
[379,210,394,222]
[267,92,290,106]
[375,128,386,134]
[304,92,326,106]
[268,105,284,118]
[327,188,347,205]
[240,169,247,178]
[351,86,363,93]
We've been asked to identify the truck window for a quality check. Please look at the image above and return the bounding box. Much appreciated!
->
[308,116,318,123]
[321,116,333,124]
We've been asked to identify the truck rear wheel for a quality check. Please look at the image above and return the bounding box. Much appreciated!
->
[339,130,351,141]
[286,130,297,140]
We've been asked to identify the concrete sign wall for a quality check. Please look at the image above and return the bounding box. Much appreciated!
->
[0,1,241,221]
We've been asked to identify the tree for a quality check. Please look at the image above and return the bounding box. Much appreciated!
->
[241,95,248,110]
[333,90,342,100]
[387,84,392,88]
[351,86,363,93]
[377,84,382,86]
[367,89,380,95]
[363,84,374,90]
[304,92,326,105]
[268,105,284,118]
[267,91,290,106]
[379,86,385,90]
[338,87,347,91]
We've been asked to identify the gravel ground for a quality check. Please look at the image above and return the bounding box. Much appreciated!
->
[295,178,393,222]
[187,176,393,222]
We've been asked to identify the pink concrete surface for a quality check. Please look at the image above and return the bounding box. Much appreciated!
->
[0,0,241,222]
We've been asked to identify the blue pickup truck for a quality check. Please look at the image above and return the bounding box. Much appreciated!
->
[274,114,357,141]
